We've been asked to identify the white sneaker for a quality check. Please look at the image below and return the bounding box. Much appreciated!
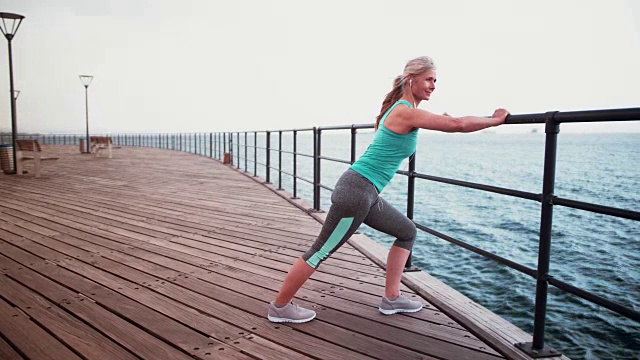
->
[268,301,316,323]
[378,294,423,315]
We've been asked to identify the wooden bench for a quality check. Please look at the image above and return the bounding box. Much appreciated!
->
[89,136,113,158]
[15,140,59,178]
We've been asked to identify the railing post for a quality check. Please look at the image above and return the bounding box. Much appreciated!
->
[244,132,248,172]
[254,132,258,176]
[350,126,357,164]
[229,132,233,164]
[223,133,226,155]
[516,111,561,358]
[209,133,213,157]
[404,152,420,272]
[313,127,321,211]
[278,130,283,189]
[237,132,240,169]
[293,130,298,199]
[266,131,271,183]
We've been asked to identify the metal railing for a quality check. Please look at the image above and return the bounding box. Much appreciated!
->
[8,107,639,357]
[222,110,639,358]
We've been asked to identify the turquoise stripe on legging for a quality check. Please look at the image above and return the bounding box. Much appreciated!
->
[305,217,354,268]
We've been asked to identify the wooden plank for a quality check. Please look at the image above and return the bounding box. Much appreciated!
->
[0,209,389,291]
[0,224,434,360]
[95,244,495,356]
[0,233,375,360]
[0,179,315,232]
[37,247,432,359]
[0,184,319,235]
[0,208,444,325]
[0,274,138,360]
[0,336,24,360]
[0,206,388,293]
[0,195,378,273]
[0,296,82,360]
[0,231,249,344]
[0,187,336,256]
[97,242,495,351]
[0,190,366,262]
[0,244,240,360]
[229,334,317,360]
[0,216,500,358]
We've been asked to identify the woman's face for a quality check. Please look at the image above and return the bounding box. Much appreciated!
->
[411,70,437,101]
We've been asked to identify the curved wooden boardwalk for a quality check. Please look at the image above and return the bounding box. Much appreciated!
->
[0,145,561,360]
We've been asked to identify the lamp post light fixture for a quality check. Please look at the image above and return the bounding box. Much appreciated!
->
[79,75,93,153]
[0,12,25,174]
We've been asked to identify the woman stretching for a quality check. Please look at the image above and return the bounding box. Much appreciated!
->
[268,56,509,323]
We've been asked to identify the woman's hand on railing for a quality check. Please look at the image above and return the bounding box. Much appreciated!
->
[491,108,510,125]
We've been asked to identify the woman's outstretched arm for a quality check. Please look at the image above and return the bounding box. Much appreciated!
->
[395,107,509,133]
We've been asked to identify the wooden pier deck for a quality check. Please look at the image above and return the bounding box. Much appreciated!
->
[0,145,559,360]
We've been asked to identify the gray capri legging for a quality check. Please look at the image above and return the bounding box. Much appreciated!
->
[302,169,417,269]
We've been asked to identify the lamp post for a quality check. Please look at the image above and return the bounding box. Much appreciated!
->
[0,12,25,174]
[12,89,18,149]
[79,75,93,153]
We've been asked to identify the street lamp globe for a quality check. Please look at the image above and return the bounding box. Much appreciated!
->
[0,12,24,39]
[79,75,93,87]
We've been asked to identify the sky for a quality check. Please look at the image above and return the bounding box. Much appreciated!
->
[0,0,639,135]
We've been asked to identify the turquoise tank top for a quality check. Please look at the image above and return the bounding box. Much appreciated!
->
[350,100,418,192]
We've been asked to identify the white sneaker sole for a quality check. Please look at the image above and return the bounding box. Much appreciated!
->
[267,314,316,323]
[378,305,423,315]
